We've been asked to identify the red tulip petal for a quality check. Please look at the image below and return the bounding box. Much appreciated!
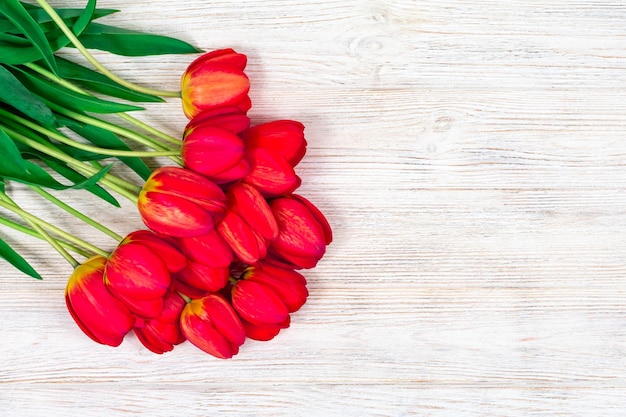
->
[174,261,229,292]
[200,295,246,347]
[182,126,245,177]
[244,120,307,166]
[185,107,250,135]
[176,229,233,268]
[105,243,171,300]
[139,191,216,237]
[244,148,301,197]
[123,230,187,273]
[217,210,261,264]
[65,257,135,346]
[232,280,289,325]
[227,183,278,240]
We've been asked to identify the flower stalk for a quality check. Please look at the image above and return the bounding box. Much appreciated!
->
[34,0,182,98]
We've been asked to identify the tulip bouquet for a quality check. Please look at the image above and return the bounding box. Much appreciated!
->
[0,0,331,358]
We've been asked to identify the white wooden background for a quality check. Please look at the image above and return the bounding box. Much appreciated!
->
[2,0,626,415]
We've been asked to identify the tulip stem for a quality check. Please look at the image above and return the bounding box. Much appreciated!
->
[28,186,124,242]
[0,198,109,258]
[25,63,184,150]
[1,126,140,204]
[0,216,92,258]
[0,108,179,158]
[45,103,183,166]
[34,0,182,98]
[0,193,79,267]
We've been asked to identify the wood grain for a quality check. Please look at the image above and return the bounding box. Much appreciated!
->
[3,0,626,416]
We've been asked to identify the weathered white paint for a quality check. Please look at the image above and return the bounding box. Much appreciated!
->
[2,1,626,415]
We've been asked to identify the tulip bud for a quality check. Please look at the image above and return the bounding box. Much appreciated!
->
[181,48,251,119]
[267,195,332,269]
[174,260,229,293]
[240,120,306,197]
[134,292,186,354]
[138,167,227,237]
[65,256,135,347]
[217,183,278,264]
[187,107,250,135]
[182,125,248,183]
[243,120,307,166]
[243,148,301,197]
[104,231,186,318]
[176,229,233,268]
[180,294,245,359]
[241,316,290,341]
[231,279,289,325]
[242,263,308,313]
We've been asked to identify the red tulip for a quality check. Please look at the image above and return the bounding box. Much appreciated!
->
[65,256,135,347]
[176,228,233,268]
[217,183,278,264]
[138,167,227,237]
[181,48,251,119]
[187,107,250,135]
[134,292,186,354]
[182,125,248,183]
[241,120,306,197]
[241,316,290,341]
[267,195,332,269]
[174,260,230,293]
[180,294,245,359]
[242,263,308,313]
[104,230,186,318]
[231,279,289,325]
[243,120,307,167]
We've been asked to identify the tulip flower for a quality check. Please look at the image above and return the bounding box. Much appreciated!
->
[187,106,250,135]
[134,292,186,354]
[241,316,290,341]
[104,230,186,318]
[243,120,307,167]
[232,263,307,327]
[181,48,251,119]
[182,123,249,184]
[65,256,135,347]
[217,183,278,264]
[241,120,306,197]
[175,228,233,268]
[267,194,332,269]
[138,167,227,237]
[180,294,246,359]
[174,260,230,293]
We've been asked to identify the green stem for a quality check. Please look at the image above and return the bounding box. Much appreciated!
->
[0,199,108,258]
[117,113,183,146]
[1,126,140,204]
[0,216,92,258]
[34,0,182,98]
[25,63,183,148]
[0,108,179,158]
[0,194,79,267]
[29,186,123,242]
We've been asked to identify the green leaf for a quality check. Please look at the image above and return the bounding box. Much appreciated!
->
[79,23,202,56]
[71,0,96,37]
[0,7,118,33]
[0,65,56,127]
[55,57,163,103]
[41,159,120,207]
[0,234,42,279]
[58,116,152,180]
[0,0,57,72]
[0,127,73,189]
[11,67,144,114]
